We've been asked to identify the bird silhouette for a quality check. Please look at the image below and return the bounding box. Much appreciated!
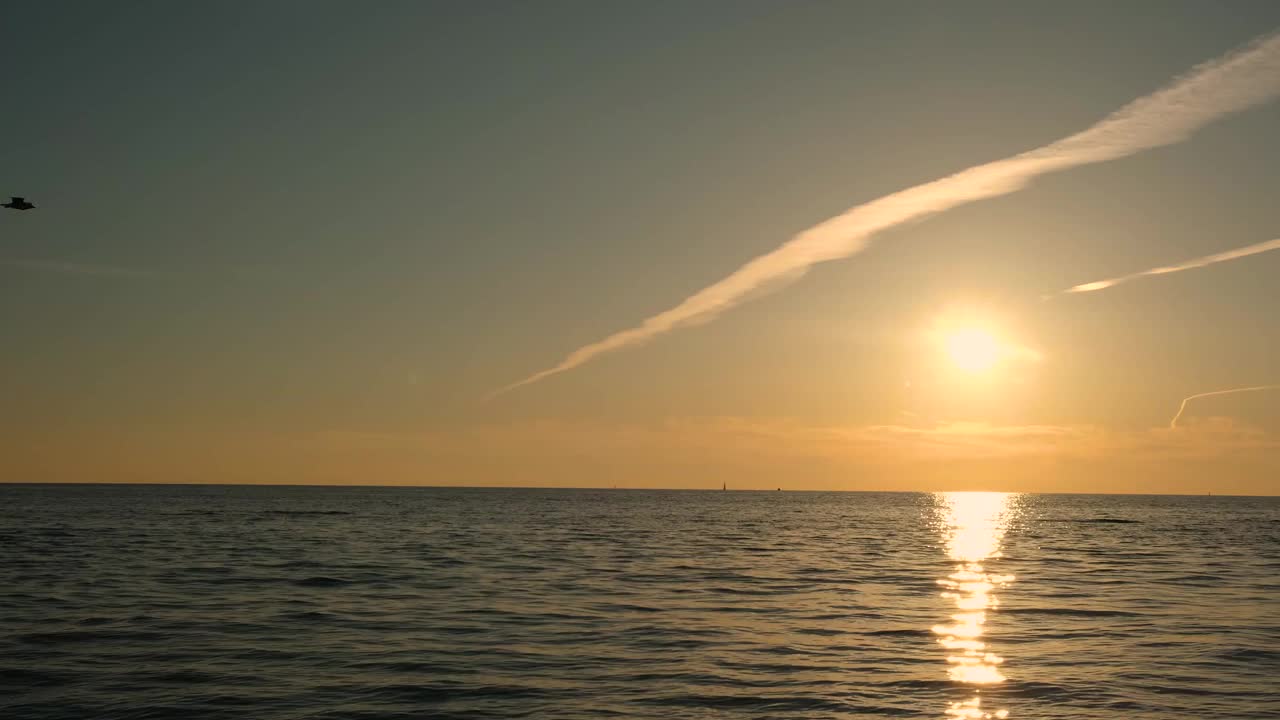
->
[3,196,35,210]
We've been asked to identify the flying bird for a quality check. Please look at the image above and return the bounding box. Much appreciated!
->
[3,197,35,211]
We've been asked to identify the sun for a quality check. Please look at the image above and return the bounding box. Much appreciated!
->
[942,326,1002,373]
[928,306,1039,378]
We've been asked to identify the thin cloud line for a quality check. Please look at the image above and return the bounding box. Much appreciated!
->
[1170,385,1280,429]
[490,30,1280,399]
[0,258,154,278]
[1063,237,1280,295]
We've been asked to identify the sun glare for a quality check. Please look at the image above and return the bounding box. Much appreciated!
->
[934,492,1018,720]
[943,327,1001,373]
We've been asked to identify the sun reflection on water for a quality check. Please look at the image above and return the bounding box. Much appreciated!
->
[933,492,1018,719]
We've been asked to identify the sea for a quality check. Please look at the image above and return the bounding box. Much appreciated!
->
[1,485,1277,720]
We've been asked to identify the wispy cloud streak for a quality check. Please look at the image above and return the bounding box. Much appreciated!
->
[0,258,153,278]
[490,31,1280,398]
[1064,237,1280,294]
[1171,385,1280,428]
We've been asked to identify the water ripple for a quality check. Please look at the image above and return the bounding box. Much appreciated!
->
[1,485,1276,720]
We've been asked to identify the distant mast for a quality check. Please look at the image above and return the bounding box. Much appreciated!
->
[722,482,726,491]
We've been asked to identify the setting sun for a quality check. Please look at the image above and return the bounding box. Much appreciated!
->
[943,327,1002,373]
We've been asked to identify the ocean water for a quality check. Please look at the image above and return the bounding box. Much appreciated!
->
[1,486,1277,720]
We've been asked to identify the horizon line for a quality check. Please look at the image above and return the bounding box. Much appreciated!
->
[0,480,1270,497]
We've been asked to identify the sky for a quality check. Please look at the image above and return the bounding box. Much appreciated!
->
[2,1,1279,494]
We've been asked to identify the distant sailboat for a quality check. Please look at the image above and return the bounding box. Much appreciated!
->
[722,482,727,491]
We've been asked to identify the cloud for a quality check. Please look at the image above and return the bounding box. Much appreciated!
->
[492,31,1280,398]
[316,416,1280,465]
[8,417,1276,491]
[1170,385,1280,428]
[0,258,153,278]
[1063,237,1280,295]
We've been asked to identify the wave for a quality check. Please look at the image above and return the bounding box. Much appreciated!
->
[1003,607,1142,617]
[294,576,355,587]
[257,510,353,517]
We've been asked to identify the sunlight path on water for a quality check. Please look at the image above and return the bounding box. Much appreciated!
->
[932,492,1019,719]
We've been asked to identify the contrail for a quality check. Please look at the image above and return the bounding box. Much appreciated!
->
[491,31,1280,398]
[1064,237,1280,294]
[1170,385,1280,429]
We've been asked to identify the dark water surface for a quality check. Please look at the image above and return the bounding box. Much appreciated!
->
[1,485,1277,719]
